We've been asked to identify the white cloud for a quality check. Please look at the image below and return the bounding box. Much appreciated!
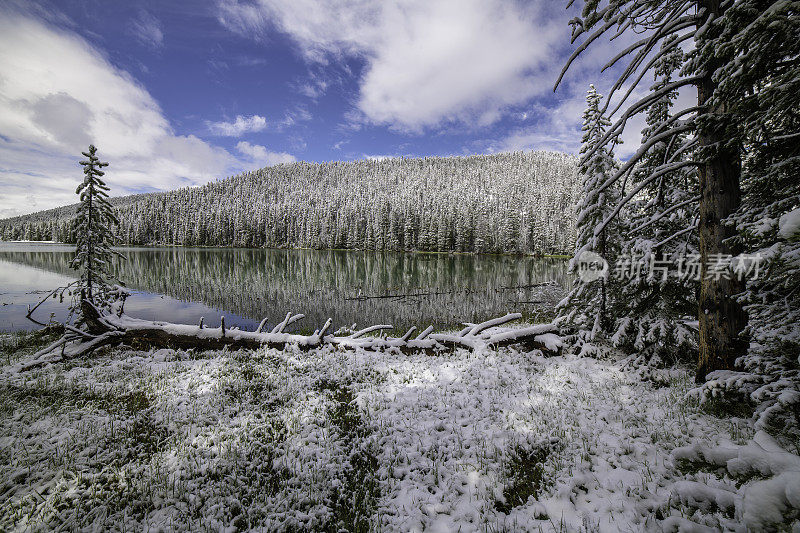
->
[236,141,296,166]
[207,108,311,137]
[481,25,687,160]
[217,0,563,131]
[277,106,311,128]
[207,114,268,136]
[487,93,646,160]
[236,55,267,67]
[298,81,325,99]
[0,11,267,217]
[217,0,690,156]
[130,9,164,49]
[362,154,393,161]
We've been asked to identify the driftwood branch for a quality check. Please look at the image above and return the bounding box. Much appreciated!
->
[18,310,562,371]
[25,280,80,327]
[271,312,305,333]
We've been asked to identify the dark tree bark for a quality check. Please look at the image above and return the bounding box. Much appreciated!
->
[695,0,748,382]
[600,227,608,332]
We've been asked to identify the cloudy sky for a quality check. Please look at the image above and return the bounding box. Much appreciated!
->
[0,0,646,217]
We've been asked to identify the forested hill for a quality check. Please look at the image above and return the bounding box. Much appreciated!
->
[0,151,579,255]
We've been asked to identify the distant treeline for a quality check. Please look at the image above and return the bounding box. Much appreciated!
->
[0,151,579,255]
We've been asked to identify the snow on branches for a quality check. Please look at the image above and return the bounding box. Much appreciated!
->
[72,145,123,319]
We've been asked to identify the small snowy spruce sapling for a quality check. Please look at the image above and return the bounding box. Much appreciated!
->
[72,145,122,318]
[556,85,622,355]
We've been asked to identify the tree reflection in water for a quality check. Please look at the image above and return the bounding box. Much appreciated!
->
[0,244,568,332]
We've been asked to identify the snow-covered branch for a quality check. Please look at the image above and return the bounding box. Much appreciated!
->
[631,195,700,232]
[578,78,701,173]
[592,121,697,198]
[593,160,698,238]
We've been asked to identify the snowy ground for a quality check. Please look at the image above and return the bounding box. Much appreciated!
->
[1,331,796,531]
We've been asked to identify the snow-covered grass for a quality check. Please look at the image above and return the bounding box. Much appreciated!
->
[0,326,64,366]
[0,338,796,531]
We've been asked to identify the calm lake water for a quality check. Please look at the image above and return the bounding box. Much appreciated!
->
[0,242,568,332]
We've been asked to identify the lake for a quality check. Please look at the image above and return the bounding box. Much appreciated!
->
[0,243,569,333]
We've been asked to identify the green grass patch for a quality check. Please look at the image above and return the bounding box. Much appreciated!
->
[323,382,381,533]
[700,393,755,420]
[0,380,149,416]
[496,441,554,514]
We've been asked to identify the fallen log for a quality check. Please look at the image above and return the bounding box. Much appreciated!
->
[18,309,561,371]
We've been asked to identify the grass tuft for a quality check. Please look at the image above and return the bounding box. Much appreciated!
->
[323,382,381,533]
[495,441,554,514]
[0,325,65,364]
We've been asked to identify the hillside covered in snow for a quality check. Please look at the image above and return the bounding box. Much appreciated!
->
[0,151,579,255]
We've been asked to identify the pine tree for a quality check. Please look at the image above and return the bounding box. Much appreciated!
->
[553,0,799,381]
[610,38,699,362]
[556,86,621,353]
[72,145,121,316]
[704,0,800,444]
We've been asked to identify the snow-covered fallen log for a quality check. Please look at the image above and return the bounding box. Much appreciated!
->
[18,309,561,371]
[427,313,562,351]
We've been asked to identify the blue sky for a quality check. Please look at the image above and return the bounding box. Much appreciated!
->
[0,0,648,217]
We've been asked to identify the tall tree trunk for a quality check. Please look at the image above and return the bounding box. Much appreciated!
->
[86,183,93,301]
[696,0,747,382]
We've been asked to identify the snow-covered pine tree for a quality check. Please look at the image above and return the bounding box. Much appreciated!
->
[698,0,800,446]
[553,0,800,381]
[611,38,699,363]
[718,153,800,447]
[556,85,621,354]
[72,145,121,318]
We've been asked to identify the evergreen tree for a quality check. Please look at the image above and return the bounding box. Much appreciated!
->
[557,85,621,352]
[554,0,798,381]
[72,145,121,315]
[706,0,800,445]
[611,38,699,362]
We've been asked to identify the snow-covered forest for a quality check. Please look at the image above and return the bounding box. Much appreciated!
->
[0,151,579,255]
